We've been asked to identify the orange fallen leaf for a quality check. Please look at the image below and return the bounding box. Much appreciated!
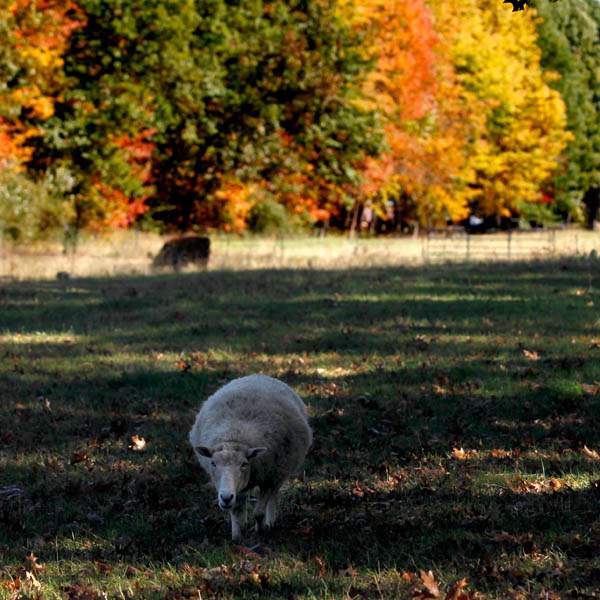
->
[129,435,147,452]
[401,571,415,582]
[25,553,44,573]
[490,449,512,458]
[444,578,470,600]
[522,349,540,361]
[177,357,192,373]
[313,556,326,578]
[71,450,89,464]
[2,577,21,591]
[417,569,440,598]
[582,445,600,460]
[582,383,600,395]
[451,448,478,460]
[549,479,563,492]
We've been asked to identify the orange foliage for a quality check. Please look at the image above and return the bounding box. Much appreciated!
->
[349,0,472,225]
[92,129,156,229]
[212,180,255,233]
[1,0,82,171]
[91,182,149,230]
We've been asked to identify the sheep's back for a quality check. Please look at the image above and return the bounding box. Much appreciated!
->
[189,375,312,479]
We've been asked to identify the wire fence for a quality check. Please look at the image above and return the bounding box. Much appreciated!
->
[0,228,599,279]
[420,228,590,263]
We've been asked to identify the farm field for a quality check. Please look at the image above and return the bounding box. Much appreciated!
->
[1,258,600,598]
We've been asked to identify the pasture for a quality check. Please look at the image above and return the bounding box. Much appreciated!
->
[1,257,600,598]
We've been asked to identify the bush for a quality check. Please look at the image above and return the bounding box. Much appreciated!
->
[0,167,76,242]
[247,197,293,234]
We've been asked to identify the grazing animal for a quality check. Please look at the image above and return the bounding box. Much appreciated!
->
[153,236,210,271]
[189,375,312,542]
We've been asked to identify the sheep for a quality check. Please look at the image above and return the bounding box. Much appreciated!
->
[189,374,312,542]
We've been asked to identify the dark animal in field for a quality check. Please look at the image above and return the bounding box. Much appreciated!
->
[153,236,210,271]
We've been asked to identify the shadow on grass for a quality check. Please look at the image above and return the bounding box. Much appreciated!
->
[1,258,600,593]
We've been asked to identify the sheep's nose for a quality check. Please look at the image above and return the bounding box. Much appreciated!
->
[219,493,234,507]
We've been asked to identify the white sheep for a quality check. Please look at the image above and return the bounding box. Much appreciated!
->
[189,374,312,542]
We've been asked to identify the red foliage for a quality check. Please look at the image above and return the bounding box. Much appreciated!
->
[93,129,157,229]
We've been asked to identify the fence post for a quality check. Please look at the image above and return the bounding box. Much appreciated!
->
[507,230,512,261]
[422,232,429,264]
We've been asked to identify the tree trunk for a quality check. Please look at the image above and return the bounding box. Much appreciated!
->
[584,187,600,230]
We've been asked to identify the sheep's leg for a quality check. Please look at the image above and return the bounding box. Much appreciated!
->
[230,494,247,542]
[254,489,275,533]
[265,490,279,528]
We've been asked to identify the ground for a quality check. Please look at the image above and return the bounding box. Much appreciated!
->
[1,258,600,599]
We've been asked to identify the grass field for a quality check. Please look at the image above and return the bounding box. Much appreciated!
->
[1,258,600,598]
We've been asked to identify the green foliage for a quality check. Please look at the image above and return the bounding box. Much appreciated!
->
[42,0,381,230]
[247,195,292,234]
[0,167,76,241]
[535,0,600,221]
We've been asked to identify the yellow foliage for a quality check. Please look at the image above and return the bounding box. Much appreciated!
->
[431,0,571,217]
[213,179,256,233]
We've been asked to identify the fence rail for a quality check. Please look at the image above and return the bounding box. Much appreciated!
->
[0,229,599,279]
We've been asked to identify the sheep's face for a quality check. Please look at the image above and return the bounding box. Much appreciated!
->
[195,445,266,511]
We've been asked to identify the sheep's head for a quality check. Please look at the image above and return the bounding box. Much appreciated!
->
[195,444,266,510]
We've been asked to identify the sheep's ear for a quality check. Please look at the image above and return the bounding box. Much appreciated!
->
[246,447,267,460]
[195,446,213,458]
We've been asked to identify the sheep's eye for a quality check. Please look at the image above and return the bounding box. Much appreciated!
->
[210,461,216,467]
[241,462,249,469]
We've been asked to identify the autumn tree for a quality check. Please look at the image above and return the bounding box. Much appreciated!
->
[430,0,571,223]
[535,0,600,227]
[0,0,81,240]
[47,0,380,231]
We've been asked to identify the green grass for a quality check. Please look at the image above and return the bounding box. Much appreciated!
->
[1,258,600,598]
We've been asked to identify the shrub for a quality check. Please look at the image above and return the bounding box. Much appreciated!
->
[247,197,293,234]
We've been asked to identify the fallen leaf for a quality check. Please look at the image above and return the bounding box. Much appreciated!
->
[94,561,112,575]
[582,383,600,395]
[583,445,600,460]
[490,449,512,458]
[416,570,440,598]
[129,435,147,452]
[549,479,563,492]
[71,450,89,464]
[25,553,44,573]
[2,577,21,592]
[522,349,540,361]
[177,356,192,373]
[444,578,470,600]
[23,571,41,591]
[401,571,415,582]
[313,556,326,578]
[63,583,105,599]
[451,448,478,460]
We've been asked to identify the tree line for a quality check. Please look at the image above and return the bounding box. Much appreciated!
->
[0,0,598,240]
